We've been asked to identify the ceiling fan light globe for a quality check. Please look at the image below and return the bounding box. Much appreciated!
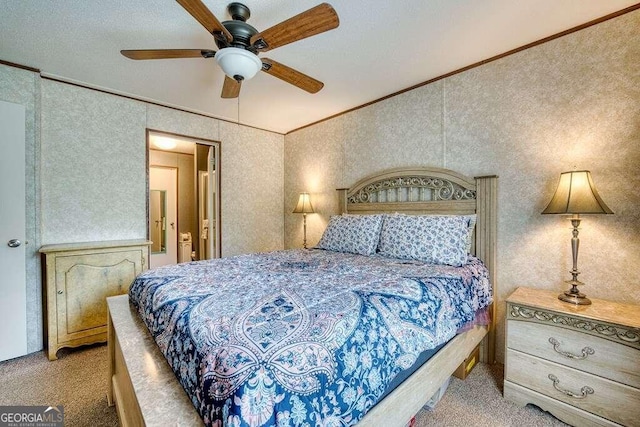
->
[215,47,261,81]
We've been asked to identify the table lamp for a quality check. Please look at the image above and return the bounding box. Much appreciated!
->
[293,192,315,249]
[542,170,613,305]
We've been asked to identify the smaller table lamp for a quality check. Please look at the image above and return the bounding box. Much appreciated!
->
[542,170,613,305]
[293,192,315,249]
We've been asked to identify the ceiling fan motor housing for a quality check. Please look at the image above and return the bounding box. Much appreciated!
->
[215,3,259,52]
[218,20,259,52]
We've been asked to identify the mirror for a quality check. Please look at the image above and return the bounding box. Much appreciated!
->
[149,189,166,254]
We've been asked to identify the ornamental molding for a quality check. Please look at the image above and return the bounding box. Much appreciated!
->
[348,176,476,204]
[508,304,640,349]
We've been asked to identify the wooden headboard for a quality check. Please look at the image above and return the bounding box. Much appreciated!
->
[337,167,498,363]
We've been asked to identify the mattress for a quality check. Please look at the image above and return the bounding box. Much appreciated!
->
[129,249,492,426]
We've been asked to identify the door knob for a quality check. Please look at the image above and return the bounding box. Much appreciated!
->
[7,239,21,248]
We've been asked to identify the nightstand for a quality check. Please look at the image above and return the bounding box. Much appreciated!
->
[504,287,640,426]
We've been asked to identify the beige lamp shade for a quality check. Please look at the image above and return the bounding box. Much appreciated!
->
[293,192,315,214]
[542,170,613,215]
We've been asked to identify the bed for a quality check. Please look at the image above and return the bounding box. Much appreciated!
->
[106,166,498,426]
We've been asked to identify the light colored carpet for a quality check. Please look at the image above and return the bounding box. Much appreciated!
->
[0,344,117,426]
[420,363,569,426]
[0,344,568,426]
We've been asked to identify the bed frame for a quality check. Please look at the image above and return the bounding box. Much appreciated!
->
[106,167,497,427]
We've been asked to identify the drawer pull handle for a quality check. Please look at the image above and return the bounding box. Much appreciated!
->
[548,374,594,399]
[548,337,594,360]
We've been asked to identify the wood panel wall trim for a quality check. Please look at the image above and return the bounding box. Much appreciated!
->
[286,3,640,135]
[0,59,40,73]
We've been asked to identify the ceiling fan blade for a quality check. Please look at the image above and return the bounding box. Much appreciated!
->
[176,0,232,42]
[261,58,324,94]
[121,49,216,60]
[250,3,339,52]
[221,75,241,98]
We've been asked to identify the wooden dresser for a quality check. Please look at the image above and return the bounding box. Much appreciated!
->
[40,239,151,360]
[504,287,640,427]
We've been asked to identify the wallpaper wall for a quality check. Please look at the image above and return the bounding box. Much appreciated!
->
[1,70,284,353]
[284,10,640,363]
[40,81,148,244]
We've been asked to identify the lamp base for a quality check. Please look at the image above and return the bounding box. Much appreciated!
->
[558,280,591,305]
[558,291,591,305]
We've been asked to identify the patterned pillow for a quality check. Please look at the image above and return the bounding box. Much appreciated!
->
[378,214,474,266]
[316,214,384,256]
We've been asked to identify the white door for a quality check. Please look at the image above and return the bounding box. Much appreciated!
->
[0,100,27,361]
[149,167,177,268]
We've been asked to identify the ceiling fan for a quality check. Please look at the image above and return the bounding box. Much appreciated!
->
[121,0,339,98]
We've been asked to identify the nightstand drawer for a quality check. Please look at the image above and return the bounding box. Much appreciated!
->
[507,320,640,389]
[506,349,640,426]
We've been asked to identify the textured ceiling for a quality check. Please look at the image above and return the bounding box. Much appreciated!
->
[0,0,637,134]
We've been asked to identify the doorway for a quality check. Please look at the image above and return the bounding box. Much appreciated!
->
[147,130,220,267]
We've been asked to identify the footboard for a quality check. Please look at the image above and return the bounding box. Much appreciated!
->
[106,295,203,426]
[107,294,487,427]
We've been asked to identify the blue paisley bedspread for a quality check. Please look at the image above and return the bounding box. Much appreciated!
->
[129,249,492,427]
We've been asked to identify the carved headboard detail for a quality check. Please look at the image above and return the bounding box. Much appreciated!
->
[337,166,498,363]
[337,167,484,216]
[346,168,476,204]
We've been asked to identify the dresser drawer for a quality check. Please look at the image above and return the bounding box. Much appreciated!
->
[507,320,640,389]
[506,349,640,426]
